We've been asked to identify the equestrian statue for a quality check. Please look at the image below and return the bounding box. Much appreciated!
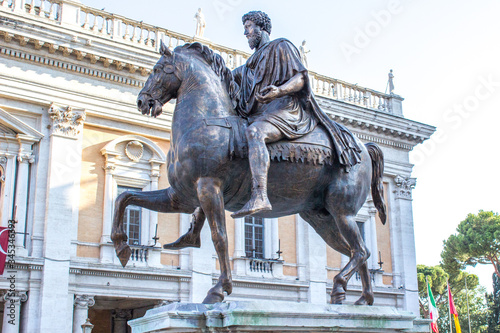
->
[111,11,387,306]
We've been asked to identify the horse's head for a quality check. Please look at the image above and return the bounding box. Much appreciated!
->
[137,41,181,117]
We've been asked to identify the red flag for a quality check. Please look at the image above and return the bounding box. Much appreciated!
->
[448,283,462,333]
[0,227,9,274]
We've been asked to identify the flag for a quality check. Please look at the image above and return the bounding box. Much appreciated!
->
[428,281,439,333]
[448,283,462,333]
[0,227,9,275]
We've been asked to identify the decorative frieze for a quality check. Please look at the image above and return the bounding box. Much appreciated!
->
[393,175,416,200]
[48,103,86,138]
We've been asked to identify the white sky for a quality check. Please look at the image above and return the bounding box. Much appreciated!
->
[82,0,500,291]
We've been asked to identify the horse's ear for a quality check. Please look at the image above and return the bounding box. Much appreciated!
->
[159,40,172,57]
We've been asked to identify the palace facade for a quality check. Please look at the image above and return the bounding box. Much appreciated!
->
[0,1,435,332]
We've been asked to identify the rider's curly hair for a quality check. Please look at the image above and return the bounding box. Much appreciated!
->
[242,11,272,35]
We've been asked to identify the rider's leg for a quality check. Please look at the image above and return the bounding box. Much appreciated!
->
[232,121,283,218]
[163,207,206,249]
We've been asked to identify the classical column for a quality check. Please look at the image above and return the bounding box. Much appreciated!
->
[391,175,419,315]
[2,291,27,333]
[0,153,16,227]
[13,153,35,253]
[112,309,132,333]
[39,104,85,332]
[73,295,95,333]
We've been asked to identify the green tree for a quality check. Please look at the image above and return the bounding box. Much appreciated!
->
[442,211,500,279]
[488,264,500,332]
[417,265,488,333]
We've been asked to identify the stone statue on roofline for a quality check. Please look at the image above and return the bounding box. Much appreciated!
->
[299,40,310,69]
[194,8,206,38]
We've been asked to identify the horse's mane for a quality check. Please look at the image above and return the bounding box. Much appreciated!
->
[175,43,239,107]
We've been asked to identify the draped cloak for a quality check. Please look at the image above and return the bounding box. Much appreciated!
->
[233,38,362,171]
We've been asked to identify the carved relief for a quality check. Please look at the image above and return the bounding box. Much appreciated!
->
[393,175,416,199]
[48,103,86,137]
[125,141,144,162]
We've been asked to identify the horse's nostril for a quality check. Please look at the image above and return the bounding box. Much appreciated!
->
[137,100,142,107]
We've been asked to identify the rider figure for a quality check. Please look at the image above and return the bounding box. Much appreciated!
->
[231,10,317,218]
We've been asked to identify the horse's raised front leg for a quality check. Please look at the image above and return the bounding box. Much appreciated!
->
[196,177,232,304]
[111,187,193,267]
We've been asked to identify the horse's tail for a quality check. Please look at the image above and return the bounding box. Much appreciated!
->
[365,142,387,224]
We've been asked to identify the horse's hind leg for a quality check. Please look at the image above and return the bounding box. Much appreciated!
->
[196,177,232,304]
[300,209,373,305]
[325,207,372,305]
[111,187,193,267]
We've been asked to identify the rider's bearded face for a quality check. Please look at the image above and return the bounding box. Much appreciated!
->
[244,20,262,50]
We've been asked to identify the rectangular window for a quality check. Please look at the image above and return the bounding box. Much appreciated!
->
[117,186,142,245]
[356,221,365,242]
[244,216,264,258]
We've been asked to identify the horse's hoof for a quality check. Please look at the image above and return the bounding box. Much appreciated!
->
[354,294,374,306]
[330,286,346,304]
[202,291,224,304]
[116,243,131,268]
[163,232,201,250]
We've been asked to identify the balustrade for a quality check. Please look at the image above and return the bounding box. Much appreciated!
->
[0,0,395,113]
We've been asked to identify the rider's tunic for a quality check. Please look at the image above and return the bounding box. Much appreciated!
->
[233,38,316,139]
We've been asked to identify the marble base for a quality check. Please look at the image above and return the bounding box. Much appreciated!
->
[128,301,430,333]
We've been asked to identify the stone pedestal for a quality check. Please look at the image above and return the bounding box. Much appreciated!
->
[128,301,430,333]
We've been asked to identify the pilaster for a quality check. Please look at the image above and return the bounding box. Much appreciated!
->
[189,216,214,303]
[299,215,327,304]
[232,217,246,275]
[39,103,85,332]
[390,175,419,315]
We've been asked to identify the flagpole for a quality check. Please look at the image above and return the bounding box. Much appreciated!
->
[465,277,471,333]
[426,276,431,333]
[448,279,453,333]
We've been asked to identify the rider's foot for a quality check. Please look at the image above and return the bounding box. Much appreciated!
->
[231,194,272,218]
[163,230,201,249]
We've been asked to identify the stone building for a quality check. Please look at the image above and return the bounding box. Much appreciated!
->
[0,1,435,332]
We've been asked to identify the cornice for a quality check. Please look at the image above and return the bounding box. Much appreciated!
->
[318,97,436,150]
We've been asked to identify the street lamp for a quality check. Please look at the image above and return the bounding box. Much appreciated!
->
[81,318,94,333]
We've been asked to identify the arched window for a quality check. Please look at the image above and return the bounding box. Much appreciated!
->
[100,135,166,257]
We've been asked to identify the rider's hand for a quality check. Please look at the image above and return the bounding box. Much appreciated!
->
[256,85,281,104]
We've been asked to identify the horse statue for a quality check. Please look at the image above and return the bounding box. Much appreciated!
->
[111,41,387,305]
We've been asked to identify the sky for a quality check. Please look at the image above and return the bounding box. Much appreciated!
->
[82,0,500,290]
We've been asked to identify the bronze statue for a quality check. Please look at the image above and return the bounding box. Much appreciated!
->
[112,11,387,306]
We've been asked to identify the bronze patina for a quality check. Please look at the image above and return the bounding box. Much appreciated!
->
[112,11,387,306]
